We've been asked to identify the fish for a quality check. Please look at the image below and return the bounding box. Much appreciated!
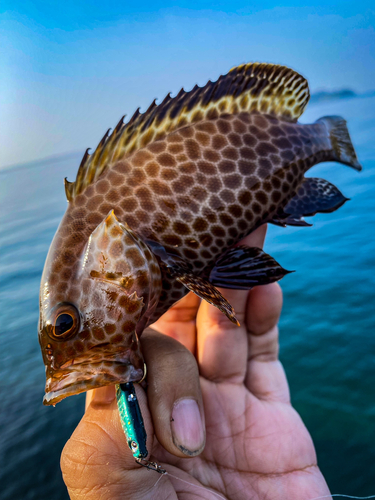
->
[38,62,361,405]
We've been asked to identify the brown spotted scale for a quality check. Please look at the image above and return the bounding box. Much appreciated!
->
[38,62,361,405]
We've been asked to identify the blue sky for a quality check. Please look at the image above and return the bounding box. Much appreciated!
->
[1,1,374,168]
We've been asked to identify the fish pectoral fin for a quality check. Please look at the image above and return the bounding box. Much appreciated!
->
[270,177,349,228]
[172,270,240,326]
[209,246,292,290]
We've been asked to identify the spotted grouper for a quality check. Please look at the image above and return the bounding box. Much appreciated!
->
[38,62,361,405]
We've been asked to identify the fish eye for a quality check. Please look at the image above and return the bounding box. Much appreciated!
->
[49,303,80,341]
[55,313,74,335]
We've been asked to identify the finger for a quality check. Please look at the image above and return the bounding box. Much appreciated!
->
[246,281,283,357]
[245,282,290,403]
[149,292,200,353]
[85,389,94,411]
[141,329,205,457]
[61,386,173,499]
[238,223,267,249]
[196,225,267,382]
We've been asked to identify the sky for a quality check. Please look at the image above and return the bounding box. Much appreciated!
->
[1,1,374,168]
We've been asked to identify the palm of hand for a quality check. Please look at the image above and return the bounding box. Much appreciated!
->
[150,288,328,500]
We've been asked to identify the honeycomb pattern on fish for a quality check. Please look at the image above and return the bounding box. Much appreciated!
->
[53,112,331,322]
[39,62,361,405]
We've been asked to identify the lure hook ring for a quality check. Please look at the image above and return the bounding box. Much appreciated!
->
[138,363,147,384]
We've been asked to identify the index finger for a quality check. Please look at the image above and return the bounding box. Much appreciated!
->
[150,291,200,353]
[244,282,289,403]
[196,225,267,383]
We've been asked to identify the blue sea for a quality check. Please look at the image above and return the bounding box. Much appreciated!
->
[0,95,374,499]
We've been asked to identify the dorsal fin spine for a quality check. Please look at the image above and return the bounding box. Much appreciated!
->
[64,178,74,202]
[146,99,157,114]
[114,115,125,134]
[74,149,90,195]
[127,108,140,126]
[87,128,111,184]
[97,129,121,170]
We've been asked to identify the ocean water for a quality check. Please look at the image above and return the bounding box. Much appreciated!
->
[0,95,374,499]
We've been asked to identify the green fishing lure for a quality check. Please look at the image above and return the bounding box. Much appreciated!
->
[116,382,148,459]
[116,382,166,473]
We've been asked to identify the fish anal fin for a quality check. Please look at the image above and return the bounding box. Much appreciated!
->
[175,273,240,326]
[209,246,292,290]
[273,177,349,228]
[289,177,349,215]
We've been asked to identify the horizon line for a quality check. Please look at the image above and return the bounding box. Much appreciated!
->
[2,89,374,173]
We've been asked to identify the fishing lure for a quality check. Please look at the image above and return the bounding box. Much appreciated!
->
[38,62,361,466]
[116,381,166,473]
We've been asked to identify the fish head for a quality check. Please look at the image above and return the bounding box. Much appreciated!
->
[39,210,161,405]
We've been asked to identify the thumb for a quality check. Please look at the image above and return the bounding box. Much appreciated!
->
[60,386,166,499]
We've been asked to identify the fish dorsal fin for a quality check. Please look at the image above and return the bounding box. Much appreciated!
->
[68,62,310,200]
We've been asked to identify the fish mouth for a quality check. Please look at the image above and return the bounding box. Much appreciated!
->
[43,360,144,406]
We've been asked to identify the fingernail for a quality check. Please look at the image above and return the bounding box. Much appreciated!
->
[92,385,115,404]
[171,399,205,456]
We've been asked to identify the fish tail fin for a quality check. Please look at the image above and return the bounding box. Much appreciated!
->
[317,116,362,171]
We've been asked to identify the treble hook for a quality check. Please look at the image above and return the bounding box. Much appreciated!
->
[135,457,166,474]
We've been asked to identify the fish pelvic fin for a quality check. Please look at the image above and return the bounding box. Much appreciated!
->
[175,273,240,326]
[317,116,362,171]
[66,63,310,200]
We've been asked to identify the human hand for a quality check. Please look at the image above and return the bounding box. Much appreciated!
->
[61,226,331,499]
